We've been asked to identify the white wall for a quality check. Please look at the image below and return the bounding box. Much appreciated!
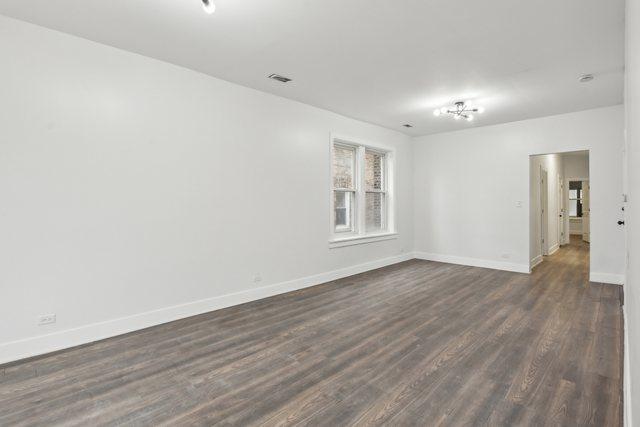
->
[413,105,625,281]
[0,17,414,363]
[564,152,589,178]
[624,0,640,423]
[569,218,584,235]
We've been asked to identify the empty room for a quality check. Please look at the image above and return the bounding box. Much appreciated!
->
[1,0,640,425]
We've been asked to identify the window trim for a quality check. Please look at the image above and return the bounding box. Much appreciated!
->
[329,134,397,248]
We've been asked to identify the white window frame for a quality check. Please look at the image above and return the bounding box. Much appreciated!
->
[329,135,397,248]
[332,143,357,234]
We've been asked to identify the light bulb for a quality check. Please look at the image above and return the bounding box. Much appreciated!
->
[477,106,485,114]
[202,0,216,14]
[466,114,474,122]
[454,114,461,120]
[433,109,441,117]
[440,107,448,114]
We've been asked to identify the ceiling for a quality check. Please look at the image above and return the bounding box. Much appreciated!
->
[0,0,625,136]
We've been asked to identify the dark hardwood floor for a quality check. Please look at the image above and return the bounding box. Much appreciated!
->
[0,237,623,426]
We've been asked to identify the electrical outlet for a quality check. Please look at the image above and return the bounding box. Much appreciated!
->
[253,274,262,283]
[38,314,56,326]
[515,201,523,208]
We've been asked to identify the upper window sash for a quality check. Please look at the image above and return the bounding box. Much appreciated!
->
[332,143,357,192]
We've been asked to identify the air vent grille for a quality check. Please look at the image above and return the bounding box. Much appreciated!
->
[268,74,292,83]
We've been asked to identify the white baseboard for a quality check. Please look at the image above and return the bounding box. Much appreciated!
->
[530,255,543,270]
[624,301,632,427]
[590,272,626,285]
[414,252,530,274]
[0,253,413,365]
[548,243,560,256]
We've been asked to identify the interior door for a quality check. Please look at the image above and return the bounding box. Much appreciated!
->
[558,174,564,245]
[582,180,590,242]
[541,169,549,255]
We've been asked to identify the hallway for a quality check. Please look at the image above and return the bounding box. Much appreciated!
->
[536,235,591,277]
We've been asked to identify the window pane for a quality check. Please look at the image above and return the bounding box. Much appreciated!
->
[333,145,355,189]
[334,191,354,232]
[365,150,384,191]
[569,200,578,217]
[366,192,385,232]
[569,181,582,198]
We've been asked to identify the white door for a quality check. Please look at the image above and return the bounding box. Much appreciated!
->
[558,174,564,245]
[541,169,549,255]
[582,180,590,242]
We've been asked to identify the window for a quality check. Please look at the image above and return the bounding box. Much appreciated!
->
[332,144,356,233]
[365,150,386,232]
[331,138,395,246]
[569,181,583,217]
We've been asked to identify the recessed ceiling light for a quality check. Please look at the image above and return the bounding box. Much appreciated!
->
[268,74,292,83]
[201,0,215,14]
[578,74,594,83]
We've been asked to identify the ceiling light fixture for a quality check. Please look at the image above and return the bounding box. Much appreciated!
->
[578,74,594,83]
[201,0,216,14]
[433,101,484,122]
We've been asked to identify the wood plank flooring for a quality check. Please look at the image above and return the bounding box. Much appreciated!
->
[0,237,623,426]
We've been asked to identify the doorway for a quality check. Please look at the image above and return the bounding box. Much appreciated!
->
[530,150,589,271]
[568,179,590,243]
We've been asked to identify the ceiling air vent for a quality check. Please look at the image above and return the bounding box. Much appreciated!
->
[268,74,292,83]
[578,74,594,83]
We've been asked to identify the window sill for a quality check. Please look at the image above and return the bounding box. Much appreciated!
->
[329,232,398,249]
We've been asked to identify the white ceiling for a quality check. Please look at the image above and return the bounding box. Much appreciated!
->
[0,0,625,136]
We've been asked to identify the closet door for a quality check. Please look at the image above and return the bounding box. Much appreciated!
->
[582,180,590,243]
